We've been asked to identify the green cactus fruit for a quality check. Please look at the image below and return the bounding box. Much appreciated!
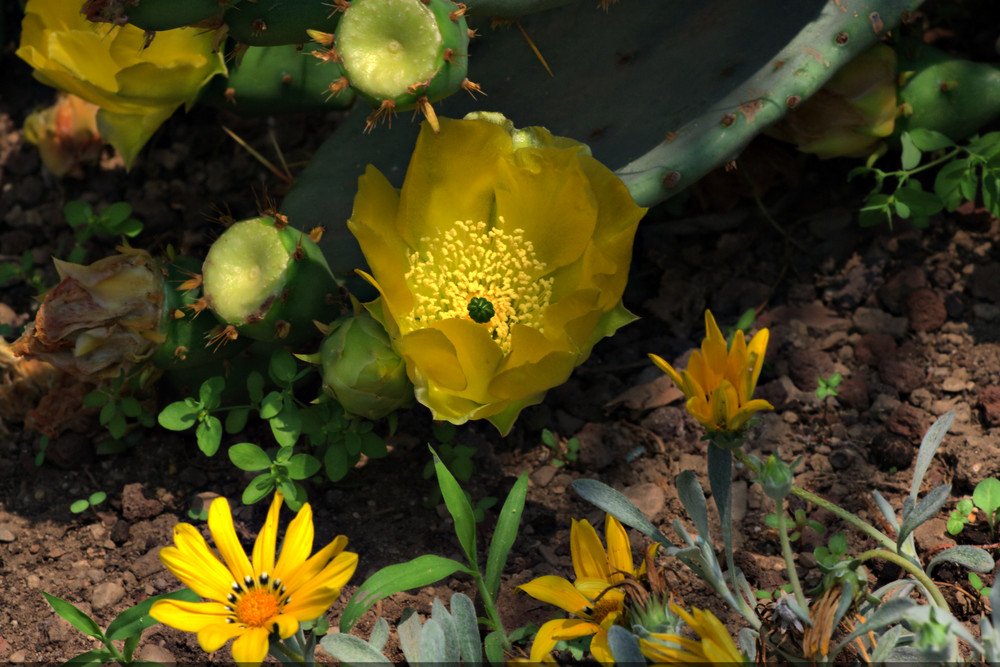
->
[223,0,341,46]
[765,43,898,159]
[198,43,355,115]
[84,0,231,32]
[201,216,342,345]
[317,310,414,420]
[891,38,1000,144]
[149,254,250,371]
[330,0,474,130]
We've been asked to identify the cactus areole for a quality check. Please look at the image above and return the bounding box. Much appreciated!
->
[334,0,470,121]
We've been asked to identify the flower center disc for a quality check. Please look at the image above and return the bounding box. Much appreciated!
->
[404,218,553,353]
[235,589,281,627]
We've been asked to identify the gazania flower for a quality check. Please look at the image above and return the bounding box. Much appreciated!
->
[639,605,746,664]
[517,514,642,663]
[649,310,772,435]
[348,112,646,435]
[150,492,357,665]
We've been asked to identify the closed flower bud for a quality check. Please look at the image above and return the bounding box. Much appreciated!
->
[320,311,414,420]
[755,453,799,500]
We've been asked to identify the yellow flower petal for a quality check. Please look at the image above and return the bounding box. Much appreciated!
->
[161,523,234,600]
[590,627,614,664]
[251,492,283,578]
[603,514,633,581]
[517,575,592,616]
[529,618,600,663]
[230,625,270,665]
[197,622,246,653]
[282,535,349,594]
[571,519,612,582]
[274,503,314,578]
[208,496,253,583]
[150,599,230,632]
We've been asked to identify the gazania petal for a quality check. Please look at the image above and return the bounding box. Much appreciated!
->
[728,398,775,431]
[251,491,283,577]
[529,618,599,663]
[150,599,229,632]
[517,575,592,615]
[159,545,230,602]
[275,503,314,577]
[603,514,633,582]
[571,519,611,581]
[590,627,614,664]
[272,613,299,639]
[197,621,246,653]
[208,497,253,583]
[281,535,349,594]
[230,625,270,665]
[648,353,686,397]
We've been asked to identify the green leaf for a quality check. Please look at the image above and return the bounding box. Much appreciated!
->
[947,514,967,536]
[431,446,478,568]
[361,432,388,458]
[900,132,921,171]
[259,391,283,420]
[269,348,298,385]
[105,588,200,641]
[88,491,107,506]
[970,572,984,589]
[70,499,90,514]
[934,159,970,210]
[107,412,127,440]
[906,129,955,152]
[484,631,506,665]
[269,402,302,448]
[101,201,133,227]
[247,371,265,404]
[225,407,250,434]
[286,453,321,480]
[242,473,275,505]
[339,554,471,632]
[324,445,351,482]
[320,633,392,665]
[926,545,994,577]
[228,442,272,471]
[572,479,672,549]
[196,416,223,456]
[894,183,943,218]
[485,474,528,599]
[279,480,307,510]
[63,648,116,667]
[82,391,109,408]
[897,484,952,552]
[199,376,226,410]
[98,400,116,426]
[117,396,143,418]
[119,218,144,238]
[63,200,93,227]
[974,478,1000,517]
[158,400,200,431]
[42,592,104,639]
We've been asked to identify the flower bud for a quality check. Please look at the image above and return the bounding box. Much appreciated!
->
[754,453,799,500]
[319,311,414,420]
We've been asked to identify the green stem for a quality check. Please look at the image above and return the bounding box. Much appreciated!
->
[473,571,510,649]
[774,498,808,610]
[269,637,307,664]
[856,549,948,609]
[734,450,897,552]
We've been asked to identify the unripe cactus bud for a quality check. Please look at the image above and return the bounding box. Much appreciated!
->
[318,311,414,420]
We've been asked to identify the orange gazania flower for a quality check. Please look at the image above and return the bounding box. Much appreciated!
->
[649,310,772,433]
[150,492,357,665]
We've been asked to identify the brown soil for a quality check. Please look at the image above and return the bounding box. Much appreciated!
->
[3,5,1000,664]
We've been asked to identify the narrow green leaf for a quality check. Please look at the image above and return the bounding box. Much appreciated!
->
[897,484,952,552]
[485,474,528,599]
[926,545,994,577]
[42,592,104,639]
[339,555,471,632]
[320,634,392,665]
[63,648,116,667]
[675,470,710,541]
[909,411,954,505]
[450,593,482,665]
[431,446,477,568]
[572,478,673,549]
[228,442,272,471]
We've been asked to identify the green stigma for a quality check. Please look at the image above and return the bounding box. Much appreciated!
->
[467,297,495,323]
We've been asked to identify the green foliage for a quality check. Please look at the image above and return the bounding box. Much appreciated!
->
[64,200,143,243]
[421,423,476,506]
[969,572,993,598]
[948,497,976,536]
[815,373,842,400]
[948,479,1000,538]
[0,249,48,296]
[850,129,1000,229]
[42,588,198,665]
[765,507,824,542]
[84,369,155,442]
[70,491,107,515]
[228,442,320,510]
[541,428,580,468]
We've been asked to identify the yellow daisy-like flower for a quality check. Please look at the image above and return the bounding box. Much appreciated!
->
[639,605,746,664]
[516,514,642,663]
[150,492,358,665]
[649,310,772,434]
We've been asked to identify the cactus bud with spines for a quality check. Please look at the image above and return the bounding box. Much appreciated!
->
[326,0,475,131]
[200,216,342,345]
[315,310,414,420]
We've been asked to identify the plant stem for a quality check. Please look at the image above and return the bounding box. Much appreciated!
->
[774,497,808,610]
[268,637,307,664]
[734,450,897,551]
[473,571,510,648]
[856,549,948,609]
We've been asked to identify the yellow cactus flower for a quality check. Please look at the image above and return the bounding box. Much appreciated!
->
[516,514,642,663]
[639,605,746,664]
[649,310,772,435]
[16,0,226,168]
[348,112,646,435]
[150,492,357,666]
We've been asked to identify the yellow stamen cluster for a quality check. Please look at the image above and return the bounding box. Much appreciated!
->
[404,218,552,353]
